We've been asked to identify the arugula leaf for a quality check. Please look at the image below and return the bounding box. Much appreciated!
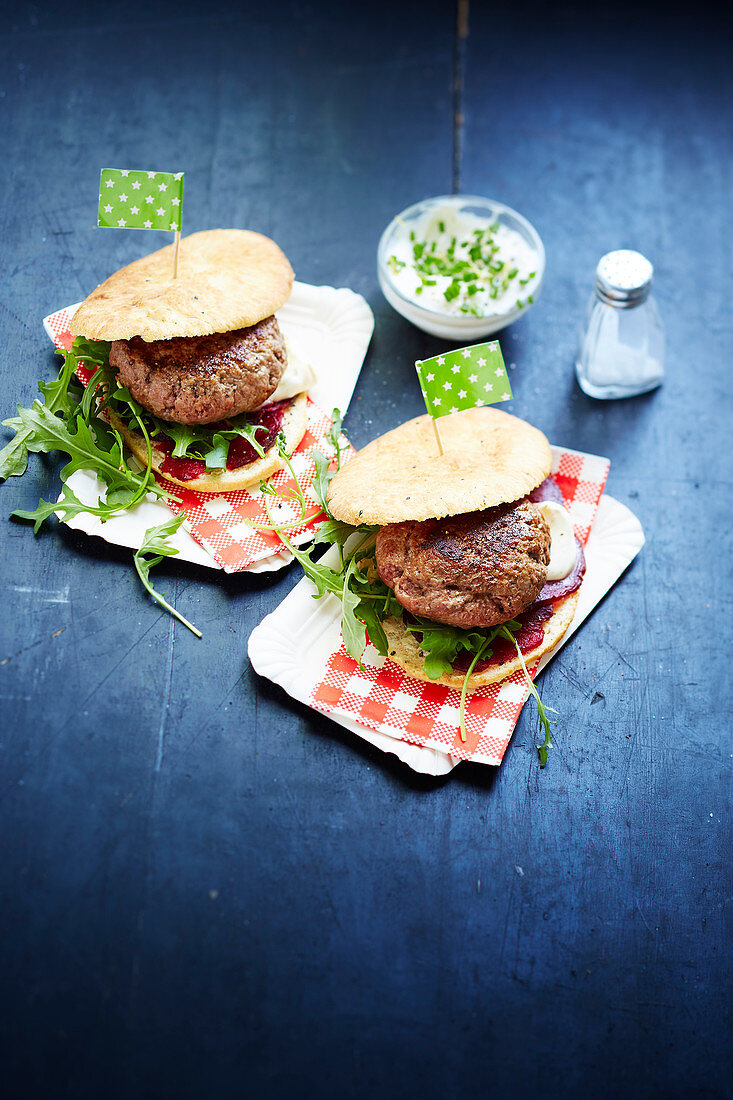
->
[71,336,112,366]
[104,486,141,510]
[270,524,344,600]
[12,481,87,534]
[312,449,332,514]
[5,342,175,540]
[312,517,360,549]
[8,402,173,526]
[133,514,202,638]
[421,628,473,679]
[340,555,367,664]
[1,338,204,638]
[0,346,81,479]
[459,636,492,742]
[350,592,389,657]
[39,348,84,419]
[232,420,268,459]
[327,408,344,462]
[0,417,31,480]
[497,625,558,766]
[404,616,508,679]
[205,433,231,470]
[162,422,198,459]
[310,408,344,516]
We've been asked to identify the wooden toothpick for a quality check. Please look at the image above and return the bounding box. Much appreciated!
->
[432,417,444,456]
[172,229,181,278]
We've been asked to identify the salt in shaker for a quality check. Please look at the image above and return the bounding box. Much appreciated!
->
[575,250,665,399]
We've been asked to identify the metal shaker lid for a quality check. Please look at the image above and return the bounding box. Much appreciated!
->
[595,250,653,307]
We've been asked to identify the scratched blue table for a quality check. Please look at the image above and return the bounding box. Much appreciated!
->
[1,2,730,1097]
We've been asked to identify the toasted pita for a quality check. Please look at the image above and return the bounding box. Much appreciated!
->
[109,392,308,493]
[71,229,294,342]
[327,407,552,525]
[381,590,580,691]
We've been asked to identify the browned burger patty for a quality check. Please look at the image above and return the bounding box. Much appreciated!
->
[375,500,551,629]
[109,315,287,425]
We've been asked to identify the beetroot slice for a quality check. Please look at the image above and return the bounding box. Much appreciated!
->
[226,399,291,470]
[529,475,565,505]
[157,441,205,482]
[537,537,586,602]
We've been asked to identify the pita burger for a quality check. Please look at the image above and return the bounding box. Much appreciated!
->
[70,229,316,492]
[326,406,585,690]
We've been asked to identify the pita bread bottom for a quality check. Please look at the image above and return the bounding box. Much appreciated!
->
[381,590,580,691]
[108,392,308,493]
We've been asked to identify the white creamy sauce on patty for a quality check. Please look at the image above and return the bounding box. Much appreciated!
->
[259,334,317,406]
[387,205,539,317]
[537,501,576,581]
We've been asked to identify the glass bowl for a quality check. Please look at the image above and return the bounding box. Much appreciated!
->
[377,194,545,339]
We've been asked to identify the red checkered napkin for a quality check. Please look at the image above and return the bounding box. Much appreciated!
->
[309,447,610,767]
[44,305,344,572]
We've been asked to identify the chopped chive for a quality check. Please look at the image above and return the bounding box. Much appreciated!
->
[400,212,536,316]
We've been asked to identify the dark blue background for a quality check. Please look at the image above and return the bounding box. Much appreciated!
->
[1,2,730,1096]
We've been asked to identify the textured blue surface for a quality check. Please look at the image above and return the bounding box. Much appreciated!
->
[0,2,730,1097]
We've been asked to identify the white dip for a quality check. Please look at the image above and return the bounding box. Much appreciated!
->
[259,334,316,406]
[537,501,576,581]
[386,205,539,317]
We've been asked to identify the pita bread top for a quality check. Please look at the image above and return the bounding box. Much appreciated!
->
[327,407,552,526]
[70,229,294,342]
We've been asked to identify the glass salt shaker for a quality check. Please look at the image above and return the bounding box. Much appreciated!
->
[575,250,665,399]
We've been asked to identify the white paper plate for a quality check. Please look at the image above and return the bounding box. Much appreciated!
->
[45,282,374,572]
[248,494,645,774]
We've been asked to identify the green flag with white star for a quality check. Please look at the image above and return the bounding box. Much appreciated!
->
[97,169,184,232]
[415,340,512,418]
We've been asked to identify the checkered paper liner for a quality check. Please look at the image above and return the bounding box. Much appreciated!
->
[43,304,348,572]
[307,446,610,767]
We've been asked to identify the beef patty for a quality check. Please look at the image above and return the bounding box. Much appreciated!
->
[109,315,287,425]
[375,500,551,629]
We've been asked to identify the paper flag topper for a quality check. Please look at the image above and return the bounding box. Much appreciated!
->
[415,340,512,419]
[98,169,184,232]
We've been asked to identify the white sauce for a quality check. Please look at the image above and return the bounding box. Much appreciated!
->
[260,334,317,406]
[537,501,576,581]
[387,205,539,317]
